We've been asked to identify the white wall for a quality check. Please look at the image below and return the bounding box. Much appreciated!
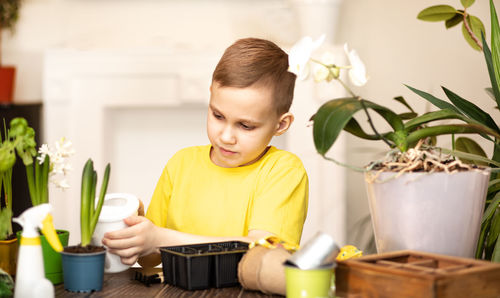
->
[3,0,498,250]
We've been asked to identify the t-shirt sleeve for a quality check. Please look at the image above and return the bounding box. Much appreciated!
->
[146,164,173,228]
[249,156,309,246]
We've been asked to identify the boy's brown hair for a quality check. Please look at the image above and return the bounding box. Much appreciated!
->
[212,38,297,115]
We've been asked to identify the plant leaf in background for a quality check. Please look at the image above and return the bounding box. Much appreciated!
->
[483,38,500,106]
[442,87,500,132]
[490,0,500,101]
[461,0,475,9]
[417,5,457,22]
[462,15,485,51]
[455,137,488,166]
[446,11,463,29]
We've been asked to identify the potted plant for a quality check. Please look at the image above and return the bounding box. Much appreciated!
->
[0,0,21,103]
[60,158,110,293]
[415,0,500,262]
[0,117,36,276]
[288,0,500,260]
[18,137,75,284]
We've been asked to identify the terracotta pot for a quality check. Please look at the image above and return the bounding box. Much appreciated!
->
[0,66,16,103]
[0,237,19,276]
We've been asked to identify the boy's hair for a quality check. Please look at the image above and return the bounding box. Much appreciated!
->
[212,38,297,115]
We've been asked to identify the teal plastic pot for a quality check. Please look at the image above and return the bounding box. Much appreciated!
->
[16,229,69,285]
[61,246,106,292]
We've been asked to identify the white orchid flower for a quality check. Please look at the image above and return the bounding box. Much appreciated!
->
[288,35,326,80]
[344,44,368,87]
[313,51,339,83]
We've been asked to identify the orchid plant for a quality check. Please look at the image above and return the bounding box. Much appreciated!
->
[288,0,500,261]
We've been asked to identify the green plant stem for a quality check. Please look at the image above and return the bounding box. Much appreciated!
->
[89,164,110,237]
[463,10,483,50]
[80,160,93,246]
[407,125,495,147]
[322,156,366,172]
[25,165,37,206]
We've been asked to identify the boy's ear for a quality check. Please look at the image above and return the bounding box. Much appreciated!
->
[275,112,294,136]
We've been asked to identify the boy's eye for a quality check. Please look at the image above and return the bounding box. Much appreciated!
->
[240,123,255,130]
[213,112,223,120]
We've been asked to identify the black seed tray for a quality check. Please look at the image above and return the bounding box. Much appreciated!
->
[159,241,249,290]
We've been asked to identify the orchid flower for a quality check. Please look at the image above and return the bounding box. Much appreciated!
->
[313,51,340,83]
[344,43,368,87]
[288,35,325,80]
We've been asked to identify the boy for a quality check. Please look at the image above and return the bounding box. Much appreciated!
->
[102,38,308,266]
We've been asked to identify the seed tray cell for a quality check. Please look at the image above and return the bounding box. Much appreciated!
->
[159,241,249,290]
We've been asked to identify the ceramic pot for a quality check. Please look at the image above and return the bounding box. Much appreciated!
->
[364,169,490,258]
[60,247,106,292]
[0,66,16,103]
[91,193,139,273]
[0,237,18,276]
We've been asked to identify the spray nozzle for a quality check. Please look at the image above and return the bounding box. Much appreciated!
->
[13,204,63,252]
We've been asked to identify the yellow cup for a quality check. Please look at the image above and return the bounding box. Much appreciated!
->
[284,264,334,298]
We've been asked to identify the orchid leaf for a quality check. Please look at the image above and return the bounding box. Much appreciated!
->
[485,87,499,104]
[417,5,457,22]
[442,86,500,132]
[344,118,380,140]
[490,0,500,105]
[406,124,500,147]
[393,96,415,113]
[489,179,500,188]
[492,231,500,262]
[461,0,475,8]
[445,12,463,29]
[455,137,488,165]
[404,109,474,131]
[312,98,404,155]
[483,35,500,104]
[405,85,461,113]
[398,112,418,120]
[462,15,485,51]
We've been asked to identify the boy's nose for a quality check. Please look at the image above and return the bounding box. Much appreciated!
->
[220,125,236,144]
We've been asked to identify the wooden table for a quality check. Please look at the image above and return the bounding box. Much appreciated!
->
[55,268,282,297]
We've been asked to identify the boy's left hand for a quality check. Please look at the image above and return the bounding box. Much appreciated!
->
[102,215,159,266]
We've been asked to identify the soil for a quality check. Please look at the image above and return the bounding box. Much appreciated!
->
[64,245,105,253]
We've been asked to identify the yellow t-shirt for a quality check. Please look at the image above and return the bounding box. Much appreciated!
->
[146,145,308,245]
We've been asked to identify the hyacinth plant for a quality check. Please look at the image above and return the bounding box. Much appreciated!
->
[414,0,500,261]
[25,138,75,206]
[80,159,110,247]
[288,0,500,261]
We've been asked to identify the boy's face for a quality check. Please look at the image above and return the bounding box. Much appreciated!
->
[207,83,290,168]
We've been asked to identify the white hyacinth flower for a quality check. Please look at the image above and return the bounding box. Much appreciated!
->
[288,34,325,80]
[38,137,75,190]
[344,43,368,86]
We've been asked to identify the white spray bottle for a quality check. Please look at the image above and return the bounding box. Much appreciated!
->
[13,204,63,298]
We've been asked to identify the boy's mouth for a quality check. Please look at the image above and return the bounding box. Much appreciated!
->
[219,147,237,156]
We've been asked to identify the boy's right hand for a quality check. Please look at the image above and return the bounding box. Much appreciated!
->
[102,215,159,266]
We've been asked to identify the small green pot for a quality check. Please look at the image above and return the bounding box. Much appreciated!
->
[285,264,335,298]
[16,229,69,284]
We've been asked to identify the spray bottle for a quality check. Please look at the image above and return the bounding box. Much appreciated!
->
[13,204,63,298]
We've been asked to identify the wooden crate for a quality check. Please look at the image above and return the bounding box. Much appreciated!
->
[335,250,500,298]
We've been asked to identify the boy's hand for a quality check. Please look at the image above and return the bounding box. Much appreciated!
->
[102,215,159,266]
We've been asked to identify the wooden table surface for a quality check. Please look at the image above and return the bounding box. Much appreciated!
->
[55,268,282,297]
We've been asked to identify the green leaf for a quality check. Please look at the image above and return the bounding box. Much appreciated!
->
[445,12,463,29]
[404,109,473,131]
[393,96,415,113]
[455,137,488,165]
[462,15,485,50]
[398,112,418,120]
[461,0,475,8]
[482,191,500,225]
[490,0,500,104]
[442,86,500,132]
[484,87,499,104]
[344,118,381,140]
[417,5,457,22]
[492,231,500,262]
[405,84,461,113]
[487,210,500,250]
[406,124,500,147]
[312,98,404,155]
